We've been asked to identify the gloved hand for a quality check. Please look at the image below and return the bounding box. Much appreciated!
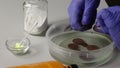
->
[68,0,100,31]
[96,6,120,49]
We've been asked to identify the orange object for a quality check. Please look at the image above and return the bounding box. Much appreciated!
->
[9,61,78,68]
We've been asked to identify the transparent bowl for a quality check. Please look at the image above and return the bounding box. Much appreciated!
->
[46,23,115,68]
[5,37,30,55]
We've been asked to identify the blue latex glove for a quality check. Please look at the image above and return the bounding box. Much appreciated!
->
[68,0,100,31]
[96,6,120,49]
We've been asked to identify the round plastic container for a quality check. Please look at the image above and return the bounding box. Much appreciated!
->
[46,23,115,68]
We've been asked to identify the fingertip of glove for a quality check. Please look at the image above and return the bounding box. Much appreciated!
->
[97,8,112,20]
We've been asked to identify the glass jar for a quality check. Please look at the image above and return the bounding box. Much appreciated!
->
[23,0,48,35]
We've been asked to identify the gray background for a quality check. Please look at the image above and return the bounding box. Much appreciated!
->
[0,0,119,68]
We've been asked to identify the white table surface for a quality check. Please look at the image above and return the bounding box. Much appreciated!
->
[0,0,120,68]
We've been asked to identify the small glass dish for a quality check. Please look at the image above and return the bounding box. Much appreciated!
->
[46,22,115,68]
[5,37,30,55]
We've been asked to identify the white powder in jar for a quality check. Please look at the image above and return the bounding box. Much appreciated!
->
[24,1,48,35]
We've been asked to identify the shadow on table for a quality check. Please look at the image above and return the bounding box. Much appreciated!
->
[99,48,119,67]
[24,18,70,37]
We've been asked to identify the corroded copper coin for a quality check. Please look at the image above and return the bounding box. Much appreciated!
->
[72,38,88,47]
[68,43,79,50]
[87,45,99,50]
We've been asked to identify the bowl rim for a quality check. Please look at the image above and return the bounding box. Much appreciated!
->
[5,36,30,50]
[46,28,115,53]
